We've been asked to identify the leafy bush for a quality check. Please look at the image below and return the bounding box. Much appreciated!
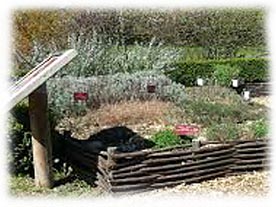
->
[14,9,266,57]
[250,119,269,139]
[13,32,180,78]
[167,57,269,86]
[185,86,243,106]
[182,86,265,127]
[8,102,33,176]
[212,64,240,86]
[8,102,71,176]
[184,101,248,127]
[61,35,180,77]
[151,129,189,149]
[47,71,186,118]
[206,122,240,142]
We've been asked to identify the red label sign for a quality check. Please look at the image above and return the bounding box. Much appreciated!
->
[73,92,88,101]
[175,124,200,136]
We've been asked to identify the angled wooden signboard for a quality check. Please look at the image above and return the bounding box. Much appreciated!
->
[8,49,77,110]
[8,49,77,188]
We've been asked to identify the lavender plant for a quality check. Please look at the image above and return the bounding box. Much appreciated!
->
[47,70,185,118]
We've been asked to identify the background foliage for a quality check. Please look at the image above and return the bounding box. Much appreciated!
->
[13,8,266,76]
[167,57,269,86]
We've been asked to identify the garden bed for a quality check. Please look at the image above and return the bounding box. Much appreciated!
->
[63,138,269,193]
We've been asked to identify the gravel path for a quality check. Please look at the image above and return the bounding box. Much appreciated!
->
[251,96,270,108]
[132,171,270,198]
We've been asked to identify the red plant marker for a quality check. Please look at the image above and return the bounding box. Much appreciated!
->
[73,92,88,101]
[175,124,200,136]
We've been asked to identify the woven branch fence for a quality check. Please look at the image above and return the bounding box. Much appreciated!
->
[60,139,270,193]
[245,82,271,97]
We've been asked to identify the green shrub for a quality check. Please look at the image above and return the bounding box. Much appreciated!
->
[184,101,248,127]
[185,86,243,106]
[250,119,269,139]
[8,102,33,176]
[206,122,241,142]
[151,128,190,149]
[182,86,265,127]
[8,102,70,176]
[212,64,240,86]
[167,58,269,86]
[62,34,178,76]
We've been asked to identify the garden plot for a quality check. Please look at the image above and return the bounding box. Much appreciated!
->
[56,137,269,194]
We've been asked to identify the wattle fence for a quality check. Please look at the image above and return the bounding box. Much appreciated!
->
[245,82,271,97]
[59,138,270,193]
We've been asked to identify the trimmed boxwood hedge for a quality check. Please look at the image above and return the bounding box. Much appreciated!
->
[166,58,269,86]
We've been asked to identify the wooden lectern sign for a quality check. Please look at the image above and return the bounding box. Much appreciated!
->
[8,49,77,188]
[8,49,77,110]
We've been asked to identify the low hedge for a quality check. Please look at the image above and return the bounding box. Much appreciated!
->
[47,71,186,119]
[167,57,269,86]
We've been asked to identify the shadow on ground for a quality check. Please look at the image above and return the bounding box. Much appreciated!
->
[52,126,155,187]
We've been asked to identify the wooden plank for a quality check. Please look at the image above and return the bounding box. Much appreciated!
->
[234,152,268,159]
[147,143,232,158]
[97,165,112,179]
[110,174,158,184]
[235,146,270,153]
[98,156,113,170]
[11,55,54,91]
[112,170,146,179]
[150,170,229,188]
[143,148,234,165]
[96,172,111,191]
[147,143,193,153]
[111,150,150,159]
[110,153,233,179]
[110,143,193,159]
[234,158,269,165]
[113,158,144,169]
[156,164,230,181]
[95,180,110,192]
[230,164,269,171]
[113,155,234,179]
[146,148,193,158]
[235,141,268,148]
[155,158,234,176]
[111,163,148,174]
[8,49,77,110]
[110,160,232,185]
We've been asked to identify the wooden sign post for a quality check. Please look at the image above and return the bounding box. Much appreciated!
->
[29,84,52,187]
[8,49,77,188]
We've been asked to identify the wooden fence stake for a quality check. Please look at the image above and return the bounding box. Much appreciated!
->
[107,147,117,170]
[29,83,52,188]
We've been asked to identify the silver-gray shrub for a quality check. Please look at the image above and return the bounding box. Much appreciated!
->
[47,70,185,118]
[14,32,180,77]
[57,34,180,76]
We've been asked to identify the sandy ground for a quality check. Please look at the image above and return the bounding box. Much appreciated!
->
[126,170,270,198]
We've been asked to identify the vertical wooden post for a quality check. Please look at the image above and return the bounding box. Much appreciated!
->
[107,147,117,169]
[29,83,52,188]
